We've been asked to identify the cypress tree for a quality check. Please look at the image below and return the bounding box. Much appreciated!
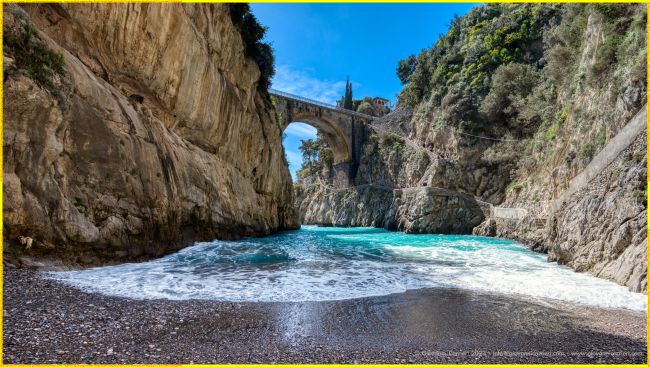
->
[348,83,353,108]
[343,75,353,109]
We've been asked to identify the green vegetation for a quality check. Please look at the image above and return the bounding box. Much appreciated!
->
[350,96,390,117]
[357,101,373,115]
[396,54,417,85]
[4,22,66,99]
[395,4,644,135]
[379,134,405,154]
[228,4,275,91]
[579,143,595,159]
[482,138,524,164]
[397,4,561,112]
[545,123,560,140]
[507,179,526,191]
[479,62,540,127]
[296,133,333,179]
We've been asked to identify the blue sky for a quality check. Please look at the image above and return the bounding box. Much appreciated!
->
[251,3,477,179]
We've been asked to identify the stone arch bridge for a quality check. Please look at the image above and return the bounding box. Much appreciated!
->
[270,89,375,188]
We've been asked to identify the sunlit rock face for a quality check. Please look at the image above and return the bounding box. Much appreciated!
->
[299,185,484,234]
[3,3,299,266]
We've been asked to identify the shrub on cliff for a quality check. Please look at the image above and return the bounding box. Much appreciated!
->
[4,22,65,92]
[357,101,374,115]
[398,5,553,107]
[396,54,417,85]
[228,4,275,91]
[479,63,540,128]
[396,3,645,137]
[4,16,68,111]
[380,134,405,154]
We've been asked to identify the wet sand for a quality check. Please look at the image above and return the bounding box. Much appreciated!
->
[3,269,647,363]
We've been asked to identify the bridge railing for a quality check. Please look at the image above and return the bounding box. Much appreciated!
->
[269,88,375,120]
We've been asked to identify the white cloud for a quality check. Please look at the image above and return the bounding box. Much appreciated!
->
[272,65,359,105]
[284,122,318,140]
[285,149,303,164]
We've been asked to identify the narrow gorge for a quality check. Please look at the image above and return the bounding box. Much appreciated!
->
[3,3,646,290]
[2,3,647,363]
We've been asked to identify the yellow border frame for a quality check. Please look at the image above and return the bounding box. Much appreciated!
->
[0,1,647,366]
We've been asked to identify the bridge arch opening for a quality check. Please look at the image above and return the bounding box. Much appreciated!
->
[283,113,352,165]
[282,116,351,183]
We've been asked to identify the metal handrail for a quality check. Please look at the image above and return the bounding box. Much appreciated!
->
[269,88,376,120]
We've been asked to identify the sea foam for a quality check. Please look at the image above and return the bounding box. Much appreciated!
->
[46,226,647,311]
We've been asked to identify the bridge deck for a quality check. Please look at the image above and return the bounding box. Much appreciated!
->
[269,89,375,120]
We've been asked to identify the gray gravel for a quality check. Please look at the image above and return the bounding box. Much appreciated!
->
[3,269,647,363]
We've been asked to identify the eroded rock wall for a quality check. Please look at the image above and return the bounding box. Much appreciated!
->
[300,185,394,227]
[3,3,299,266]
[474,131,647,292]
[300,185,484,234]
[546,132,647,292]
[354,130,430,188]
[385,187,484,234]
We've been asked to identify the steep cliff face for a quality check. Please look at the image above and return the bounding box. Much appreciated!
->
[295,4,646,292]
[354,130,430,188]
[300,185,394,227]
[388,3,647,292]
[476,130,647,292]
[299,184,484,234]
[3,3,298,266]
[546,132,647,292]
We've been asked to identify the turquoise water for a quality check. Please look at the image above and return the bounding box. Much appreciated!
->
[47,226,647,311]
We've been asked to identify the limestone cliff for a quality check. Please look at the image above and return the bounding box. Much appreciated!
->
[547,132,647,292]
[479,130,647,292]
[406,4,647,292]
[355,129,430,188]
[299,184,484,234]
[3,3,299,267]
[294,4,647,292]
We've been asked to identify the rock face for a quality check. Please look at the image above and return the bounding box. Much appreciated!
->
[300,185,484,234]
[472,219,497,237]
[385,188,485,234]
[475,131,647,293]
[300,185,394,227]
[546,133,647,292]
[354,130,430,188]
[3,4,298,266]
